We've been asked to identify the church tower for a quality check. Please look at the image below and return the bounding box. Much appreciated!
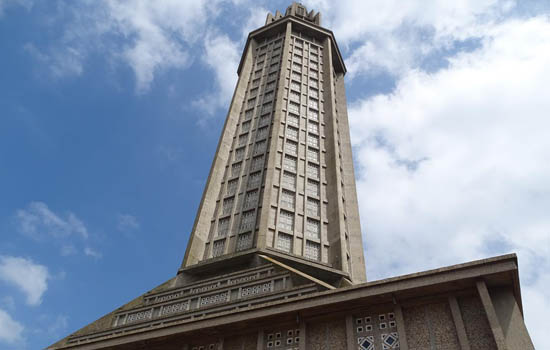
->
[49,4,534,350]
[181,1,366,285]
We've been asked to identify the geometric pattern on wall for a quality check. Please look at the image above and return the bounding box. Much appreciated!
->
[355,311,400,349]
[265,327,300,350]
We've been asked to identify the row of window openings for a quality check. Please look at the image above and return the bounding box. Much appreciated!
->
[255,51,280,68]
[291,53,319,69]
[236,126,269,149]
[291,63,319,78]
[288,99,319,114]
[226,170,263,196]
[284,141,320,162]
[258,39,282,53]
[287,113,320,130]
[278,209,321,237]
[292,38,319,53]
[292,47,319,62]
[277,232,321,260]
[247,97,273,111]
[240,114,271,135]
[217,210,256,237]
[290,73,319,88]
[254,69,279,82]
[285,127,321,149]
[279,189,321,216]
[230,155,264,178]
[281,171,320,197]
[283,155,321,179]
[211,231,253,257]
[287,107,320,123]
[289,87,319,101]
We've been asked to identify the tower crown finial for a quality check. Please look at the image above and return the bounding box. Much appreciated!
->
[265,2,321,26]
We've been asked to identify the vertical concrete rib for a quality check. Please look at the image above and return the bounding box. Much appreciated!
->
[448,295,471,350]
[476,280,508,350]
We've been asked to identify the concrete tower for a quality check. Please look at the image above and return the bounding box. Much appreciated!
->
[49,4,533,350]
[182,2,366,285]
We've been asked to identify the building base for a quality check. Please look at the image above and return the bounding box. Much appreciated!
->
[48,253,533,350]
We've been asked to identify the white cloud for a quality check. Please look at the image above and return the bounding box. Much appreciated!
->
[117,214,140,232]
[193,32,240,115]
[304,0,519,78]
[348,16,550,348]
[0,309,23,344]
[0,256,49,306]
[0,0,32,17]
[84,247,102,259]
[16,201,88,240]
[23,0,219,92]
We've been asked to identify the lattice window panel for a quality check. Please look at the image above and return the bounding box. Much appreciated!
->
[212,239,225,257]
[306,198,320,217]
[254,140,267,155]
[308,109,319,121]
[251,156,264,171]
[309,88,319,99]
[282,171,296,189]
[241,282,272,298]
[242,120,251,132]
[307,162,320,179]
[126,310,152,324]
[248,171,262,189]
[308,121,319,134]
[240,210,256,231]
[306,218,320,239]
[281,190,295,209]
[308,98,319,110]
[239,134,249,147]
[307,149,319,162]
[307,134,319,148]
[260,114,271,126]
[288,101,300,114]
[222,197,234,215]
[278,211,294,232]
[283,155,297,172]
[217,217,230,237]
[257,126,269,140]
[307,179,319,197]
[309,79,318,88]
[305,240,320,260]
[290,90,300,102]
[236,232,253,251]
[291,71,301,82]
[287,113,299,127]
[262,101,272,113]
[235,147,245,161]
[265,328,300,350]
[290,81,301,91]
[199,291,228,307]
[285,140,298,156]
[244,190,258,209]
[286,126,299,140]
[355,312,400,350]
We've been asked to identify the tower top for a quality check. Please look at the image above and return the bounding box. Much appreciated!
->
[266,2,321,26]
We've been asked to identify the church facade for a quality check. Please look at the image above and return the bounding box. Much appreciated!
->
[49,3,534,350]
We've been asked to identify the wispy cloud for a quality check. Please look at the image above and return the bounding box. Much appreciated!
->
[0,0,33,17]
[16,201,88,240]
[0,255,49,306]
[84,247,102,259]
[15,202,102,258]
[116,214,140,232]
[0,308,23,344]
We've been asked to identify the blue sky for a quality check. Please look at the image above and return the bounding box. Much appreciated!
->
[0,1,549,349]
